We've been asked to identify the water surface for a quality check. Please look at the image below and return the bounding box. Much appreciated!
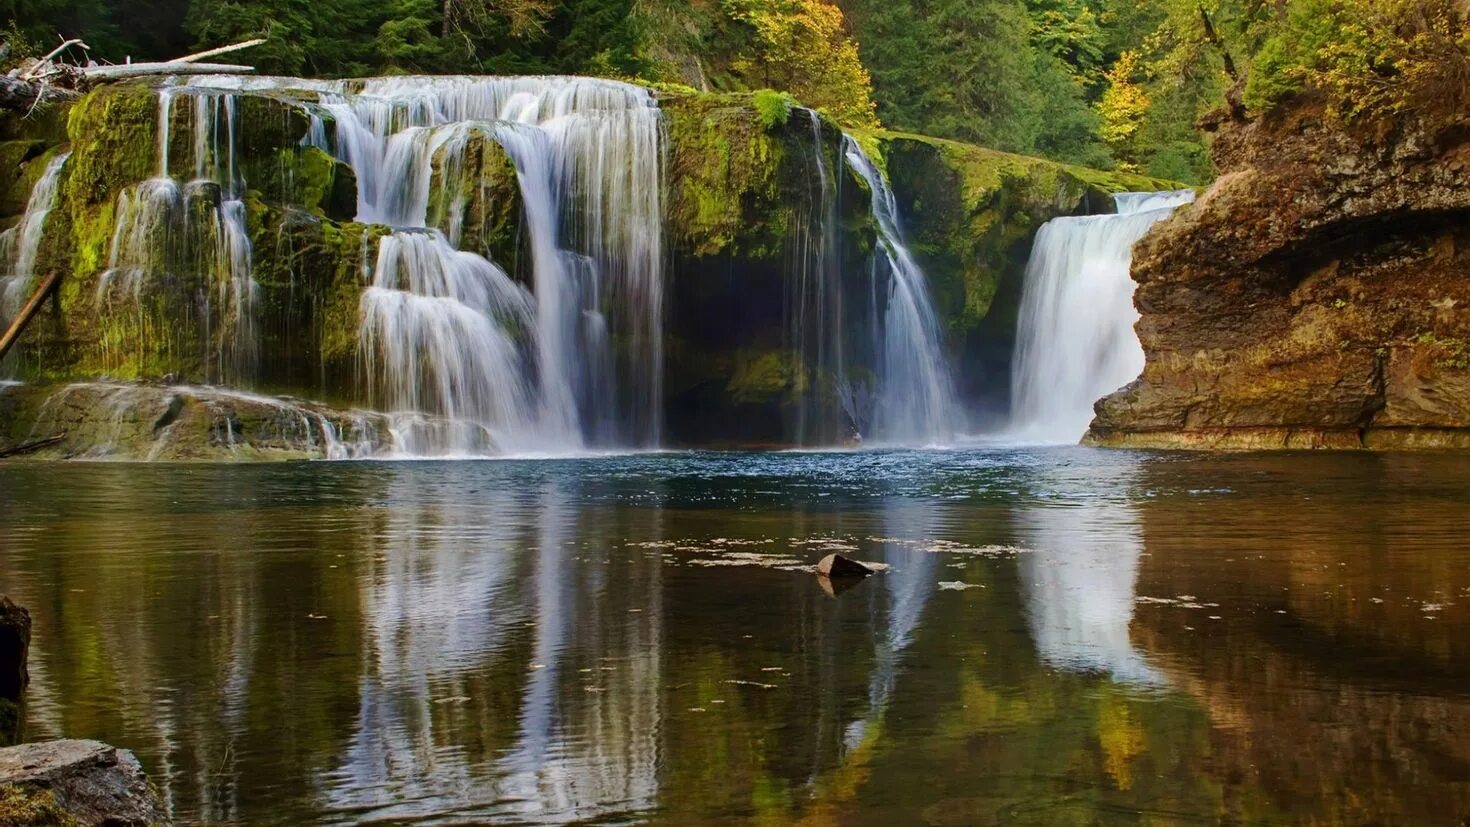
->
[2,448,1469,825]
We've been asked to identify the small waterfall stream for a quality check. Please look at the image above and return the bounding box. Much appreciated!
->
[843,137,961,446]
[1,151,71,378]
[1009,190,1195,443]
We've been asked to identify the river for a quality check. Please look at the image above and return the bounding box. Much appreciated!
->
[2,447,1468,824]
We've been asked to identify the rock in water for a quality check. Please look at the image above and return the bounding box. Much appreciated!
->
[0,598,28,701]
[0,740,169,826]
[816,554,873,579]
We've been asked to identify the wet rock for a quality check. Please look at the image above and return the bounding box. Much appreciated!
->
[816,553,873,579]
[0,598,27,748]
[0,740,168,826]
[0,598,28,701]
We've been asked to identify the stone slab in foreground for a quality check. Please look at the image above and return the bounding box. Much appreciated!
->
[0,740,168,826]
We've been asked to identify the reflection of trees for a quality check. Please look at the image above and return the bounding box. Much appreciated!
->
[1131,454,1470,824]
[0,464,377,823]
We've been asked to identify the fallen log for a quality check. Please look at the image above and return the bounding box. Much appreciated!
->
[173,38,267,64]
[0,433,66,460]
[0,271,60,361]
[81,62,257,81]
[0,75,79,111]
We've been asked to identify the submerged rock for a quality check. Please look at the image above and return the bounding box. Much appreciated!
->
[0,740,168,826]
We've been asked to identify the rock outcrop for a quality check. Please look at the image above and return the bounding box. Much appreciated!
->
[0,598,27,748]
[0,740,168,826]
[1088,93,1470,450]
[0,382,393,461]
[3,79,1175,456]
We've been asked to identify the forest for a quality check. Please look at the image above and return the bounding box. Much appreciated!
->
[3,0,1464,184]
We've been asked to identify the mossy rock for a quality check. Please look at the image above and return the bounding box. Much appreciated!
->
[0,786,80,827]
[64,83,159,210]
[427,129,522,271]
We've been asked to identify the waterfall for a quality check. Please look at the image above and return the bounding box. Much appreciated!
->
[96,88,260,384]
[787,109,849,445]
[298,76,667,454]
[842,137,961,446]
[1,152,73,375]
[1009,191,1195,443]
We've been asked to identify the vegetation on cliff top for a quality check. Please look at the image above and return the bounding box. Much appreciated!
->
[10,1,1462,184]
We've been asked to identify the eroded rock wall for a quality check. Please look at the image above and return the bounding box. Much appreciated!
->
[1088,96,1470,450]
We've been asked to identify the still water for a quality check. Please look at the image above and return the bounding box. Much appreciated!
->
[2,448,1469,825]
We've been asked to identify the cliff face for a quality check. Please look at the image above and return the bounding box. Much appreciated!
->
[1,79,1169,458]
[1089,95,1470,450]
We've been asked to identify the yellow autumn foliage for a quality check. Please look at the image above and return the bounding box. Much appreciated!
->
[721,0,879,128]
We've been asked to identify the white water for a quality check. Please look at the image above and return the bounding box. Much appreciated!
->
[0,152,70,314]
[843,137,961,446]
[0,152,72,364]
[252,75,667,455]
[96,88,260,384]
[1009,190,1196,443]
[788,109,849,445]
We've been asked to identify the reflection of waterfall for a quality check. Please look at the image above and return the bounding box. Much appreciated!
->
[843,500,941,753]
[1009,191,1195,443]
[843,139,961,445]
[1015,473,1162,686]
[325,474,662,823]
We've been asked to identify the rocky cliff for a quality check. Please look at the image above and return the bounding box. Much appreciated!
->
[1088,93,1470,450]
[0,78,1170,458]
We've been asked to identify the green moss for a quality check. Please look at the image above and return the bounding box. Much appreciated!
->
[427,131,522,267]
[64,83,158,210]
[752,90,797,130]
[875,130,1188,335]
[0,786,80,827]
[662,88,849,260]
[727,349,803,403]
[0,140,48,218]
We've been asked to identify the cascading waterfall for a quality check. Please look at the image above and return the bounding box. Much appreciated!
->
[96,87,260,384]
[842,137,961,446]
[1009,190,1196,443]
[292,75,667,455]
[1,151,71,379]
[787,109,849,445]
[0,151,71,322]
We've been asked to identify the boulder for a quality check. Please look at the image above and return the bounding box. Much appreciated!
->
[816,553,873,579]
[0,598,28,701]
[0,740,168,826]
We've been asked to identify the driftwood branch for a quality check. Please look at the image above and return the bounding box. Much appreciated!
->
[0,38,263,113]
[0,433,66,459]
[173,38,266,64]
[19,38,89,79]
[0,272,61,361]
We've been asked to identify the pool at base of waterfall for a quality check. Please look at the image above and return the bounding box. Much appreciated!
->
[2,447,1468,825]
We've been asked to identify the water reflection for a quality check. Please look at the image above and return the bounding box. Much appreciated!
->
[843,500,942,753]
[2,452,1470,825]
[1015,464,1161,686]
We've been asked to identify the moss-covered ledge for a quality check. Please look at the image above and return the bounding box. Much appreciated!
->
[871,130,1183,336]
